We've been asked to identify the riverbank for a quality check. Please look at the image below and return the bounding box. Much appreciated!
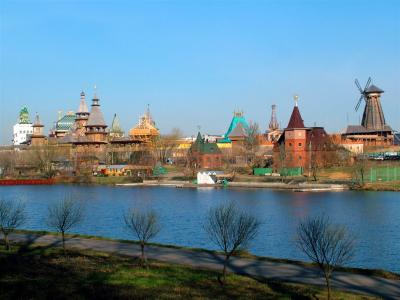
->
[116,180,350,191]
[0,243,377,300]
[2,174,399,191]
[4,231,400,299]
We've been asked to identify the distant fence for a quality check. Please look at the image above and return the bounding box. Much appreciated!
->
[368,166,400,182]
[253,168,273,176]
[280,167,303,177]
[253,167,303,176]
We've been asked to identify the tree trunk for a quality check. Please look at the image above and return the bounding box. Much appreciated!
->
[221,254,230,285]
[140,243,145,267]
[4,233,10,251]
[324,273,331,300]
[360,170,364,186]
[62,231,66,255]
[313,169,317,181]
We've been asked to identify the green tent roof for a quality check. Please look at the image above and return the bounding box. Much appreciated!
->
[220,113,249,143]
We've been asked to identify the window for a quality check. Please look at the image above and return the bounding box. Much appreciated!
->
[298,143,302,147]
[299,156,302,160]
[289,143,292,146]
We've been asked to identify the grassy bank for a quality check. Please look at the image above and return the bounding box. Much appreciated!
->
[0,244,377,300]
[361,181,400,191]
[55,176,143,185]
[14,229,400,281]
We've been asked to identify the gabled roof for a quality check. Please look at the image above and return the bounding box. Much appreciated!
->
[86,97,107,127]
[286,106,305,129]
[365,84,384,94]
[228,122,248,138]
[342,124,393,134]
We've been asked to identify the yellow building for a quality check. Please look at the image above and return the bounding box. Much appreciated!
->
[129,106,159,141]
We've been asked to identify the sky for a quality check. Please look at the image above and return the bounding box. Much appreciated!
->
[0,0,399,145]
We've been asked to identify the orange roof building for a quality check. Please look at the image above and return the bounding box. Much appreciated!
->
[129,106,159,140]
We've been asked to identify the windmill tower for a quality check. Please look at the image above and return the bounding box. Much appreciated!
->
[355,77,387,130]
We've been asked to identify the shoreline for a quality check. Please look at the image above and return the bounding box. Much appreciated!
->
[116,180,350,192]
[1,177,399,191]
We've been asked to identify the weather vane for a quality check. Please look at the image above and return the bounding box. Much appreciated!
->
[294,94,299,107]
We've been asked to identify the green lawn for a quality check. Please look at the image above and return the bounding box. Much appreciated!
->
[0,244,376,300]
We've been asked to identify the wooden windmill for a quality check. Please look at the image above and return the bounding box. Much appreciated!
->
[355,77,387,131]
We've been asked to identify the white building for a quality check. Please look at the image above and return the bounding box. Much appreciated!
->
[340,141,364,154]
[13,107,33,145]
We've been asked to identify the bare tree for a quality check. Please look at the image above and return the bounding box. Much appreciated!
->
[0,199,26,251]
[244,122,260,166]
[47,197,84,253]
[297,215,355,300]
[204,201,260,284]
[353,155,369,186]
[152,128,183,165]
[309,150,319,181]
[123,208,160,268]
[278,143,287,182]
[0,151,16,178]
[30,145,58,178]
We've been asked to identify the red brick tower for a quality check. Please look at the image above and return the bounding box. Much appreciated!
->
[283,96,307,168]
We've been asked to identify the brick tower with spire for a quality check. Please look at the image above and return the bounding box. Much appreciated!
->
[274,95,331,171]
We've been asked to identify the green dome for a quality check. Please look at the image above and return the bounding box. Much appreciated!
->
[19,107,31,124]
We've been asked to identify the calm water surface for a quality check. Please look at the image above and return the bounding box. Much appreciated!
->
[0,185,399,272]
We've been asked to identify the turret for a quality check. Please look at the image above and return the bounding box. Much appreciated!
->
[75,91,90,135]
[85,92,108,143]
[31,114,46,146]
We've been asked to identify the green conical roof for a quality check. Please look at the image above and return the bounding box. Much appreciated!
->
[110,113,124,134]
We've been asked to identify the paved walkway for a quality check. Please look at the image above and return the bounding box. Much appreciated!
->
[6,233,400,299]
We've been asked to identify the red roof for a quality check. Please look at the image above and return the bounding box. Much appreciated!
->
[286,106,305,128]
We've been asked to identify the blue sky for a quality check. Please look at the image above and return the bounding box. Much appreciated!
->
[0,0,399,144]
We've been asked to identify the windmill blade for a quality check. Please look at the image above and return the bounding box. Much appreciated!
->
[355,79,363,93]
[355,95,364,111]
[364,77,372,91]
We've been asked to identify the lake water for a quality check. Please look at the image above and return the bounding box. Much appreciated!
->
[0,185,399,273]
